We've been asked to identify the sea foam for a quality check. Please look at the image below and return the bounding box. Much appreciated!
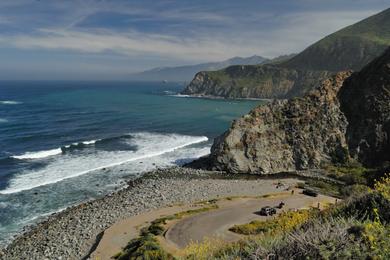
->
[0,100,22,105]
[63,139,100,149]
[12,139,100,159]
[169,94,191,98]
[12,148,62,160]
[1,132,209,194]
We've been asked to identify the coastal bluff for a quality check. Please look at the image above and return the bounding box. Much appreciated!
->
[196,47,390,174]
[181,65,330,99]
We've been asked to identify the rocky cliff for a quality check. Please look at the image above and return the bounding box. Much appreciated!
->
[181,65,330,99]
[339,47,390,167]
[202,47,390,174]
[207,72,352,174]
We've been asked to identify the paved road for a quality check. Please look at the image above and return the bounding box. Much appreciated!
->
[165,193,336,248]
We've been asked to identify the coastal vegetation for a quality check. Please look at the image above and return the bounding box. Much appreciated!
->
[229,209,315,235]
[184,176,390,259]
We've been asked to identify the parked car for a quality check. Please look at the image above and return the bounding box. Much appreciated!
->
[259,206,277,216]
[303,189,318,197]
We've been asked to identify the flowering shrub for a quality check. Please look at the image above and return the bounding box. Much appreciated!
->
[183,238,227,260]
[229,209,314,235]
[374,174,390,200]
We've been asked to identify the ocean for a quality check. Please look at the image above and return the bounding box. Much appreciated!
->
[0,81,262,245]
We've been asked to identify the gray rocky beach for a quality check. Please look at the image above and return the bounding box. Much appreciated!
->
[0,167,304,260]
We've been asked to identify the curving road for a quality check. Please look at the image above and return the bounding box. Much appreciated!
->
[165,193,336,248]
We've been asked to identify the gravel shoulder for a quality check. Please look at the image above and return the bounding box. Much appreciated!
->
[0,167,303,260]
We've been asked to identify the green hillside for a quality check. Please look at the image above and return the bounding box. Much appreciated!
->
[182,8,390,98]
[282,8,390,71]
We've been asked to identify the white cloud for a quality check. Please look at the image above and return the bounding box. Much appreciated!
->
[0,28,262,61]
[0,8,383,63]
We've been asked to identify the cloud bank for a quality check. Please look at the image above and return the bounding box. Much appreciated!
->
[0,0,387,79]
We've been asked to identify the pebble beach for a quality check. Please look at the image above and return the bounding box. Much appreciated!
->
[0,167,301,260]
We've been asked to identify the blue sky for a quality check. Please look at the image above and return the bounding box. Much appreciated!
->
[0,0,388,80]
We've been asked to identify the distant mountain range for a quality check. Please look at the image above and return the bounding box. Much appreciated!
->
[182,8,390,99]
[130,55,268,82]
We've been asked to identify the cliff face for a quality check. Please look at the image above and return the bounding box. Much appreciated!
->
[206,48,390,174]
[181,65,330,99]
[208,72,351,174]
[339,47,390,167]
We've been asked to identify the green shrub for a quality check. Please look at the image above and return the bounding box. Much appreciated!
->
[115,232,174,260]
[334,192,390,223]
[339,184,371,198]
[304,179,341,197]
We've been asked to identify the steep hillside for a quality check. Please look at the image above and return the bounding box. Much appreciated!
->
[182,8,390,98]
[282,8,390,71]
[339,46,390,167]
[130,55,268,82]
[200,47,390,174]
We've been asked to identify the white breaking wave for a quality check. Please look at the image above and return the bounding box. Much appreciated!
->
[82,139,99,145]
[0,100,22,105]
[12,139,100,159]
[169,94,191,98]
[0,132,209,194]
[63,139,100,148]
[12,148,62,160]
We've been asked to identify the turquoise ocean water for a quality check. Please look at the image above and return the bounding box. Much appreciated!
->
[0,81,262,245]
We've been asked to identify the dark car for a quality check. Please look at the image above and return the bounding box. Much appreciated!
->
[303,189,318,197]
[259,206,277,216]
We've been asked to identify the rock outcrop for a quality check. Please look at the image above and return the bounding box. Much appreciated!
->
[182,65,330,99]
[207,72,352,174]
[203,47,390,174]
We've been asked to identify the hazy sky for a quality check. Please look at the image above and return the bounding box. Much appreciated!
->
[0,0,388,80]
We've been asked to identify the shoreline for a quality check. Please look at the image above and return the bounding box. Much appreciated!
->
[171,93,274,102]
[0,166,336,259]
